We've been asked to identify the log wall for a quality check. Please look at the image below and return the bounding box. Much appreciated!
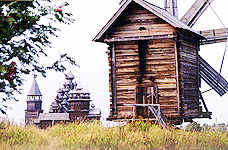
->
[108,39,180,119]
[106,2,202,122]
[178,40,200,119]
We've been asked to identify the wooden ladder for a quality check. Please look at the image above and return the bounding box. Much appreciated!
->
[148,105,166,128]
[124,104,166,128]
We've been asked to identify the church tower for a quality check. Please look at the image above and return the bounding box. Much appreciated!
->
[25,75,43,125]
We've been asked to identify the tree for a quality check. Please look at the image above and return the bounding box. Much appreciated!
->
[0,0,76,114]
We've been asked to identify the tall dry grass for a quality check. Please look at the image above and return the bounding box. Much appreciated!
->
[1,121,228,150]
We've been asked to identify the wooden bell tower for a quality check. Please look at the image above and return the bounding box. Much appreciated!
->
[25,75,43,125]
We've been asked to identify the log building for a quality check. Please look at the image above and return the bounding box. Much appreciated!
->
[93,0,228,124]
[25,73,101,129]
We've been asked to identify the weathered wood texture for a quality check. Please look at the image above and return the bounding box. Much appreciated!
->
[181,0,214,27]
[106,3,175,41]
[108,39,179,119]
[178,39,200,118]
[104,2,208,123]
[25,101,42,125]
[199,56,228,96]
[199,28,228,45]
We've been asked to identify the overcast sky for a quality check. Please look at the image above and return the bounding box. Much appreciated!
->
[1,0,228,125]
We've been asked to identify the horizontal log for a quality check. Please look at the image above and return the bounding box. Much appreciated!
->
[148,42,175,49]
[180,41,197,50]
[146,60,176,65]
[157,83,177,89]
[127,8,151,15]
[148,39,175,44]
[179,48,197,55]
[111,30,174,38]
[159,91,177,97]
[105,34,175,43]
[121,14,158,23]
[115,44,138,50]
[115,23,174,32]
[115,49,138,54]
[117,106,133,112]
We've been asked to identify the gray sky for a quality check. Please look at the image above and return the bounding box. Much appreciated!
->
[1,0,228,125]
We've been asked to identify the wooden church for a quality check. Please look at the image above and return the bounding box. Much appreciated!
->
[25,74,101,128]
[93,0,228,125]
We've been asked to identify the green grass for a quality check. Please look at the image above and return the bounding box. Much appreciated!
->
[1,121,228,150]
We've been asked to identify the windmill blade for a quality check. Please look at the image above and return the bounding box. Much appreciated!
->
[164,0,178,18]
[181,0,214,27]
[199,56,228,96]
[199,28,228,45]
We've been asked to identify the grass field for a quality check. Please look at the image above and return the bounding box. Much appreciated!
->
[1,121,228,150]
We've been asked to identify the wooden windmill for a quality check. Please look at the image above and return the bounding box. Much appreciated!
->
[93,0,228,125]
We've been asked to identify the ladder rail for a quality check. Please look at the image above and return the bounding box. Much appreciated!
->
[124,104,166,128]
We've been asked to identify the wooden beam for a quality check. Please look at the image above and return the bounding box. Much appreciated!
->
[174,40,180,114]
[181,0,214,27]
[199,56,228,96]
[119,0,127,5]
[199,28,228,45]
[199,91,212,119]
[104,34,176,43]
[111,43,118,114]
[164,0,178,18]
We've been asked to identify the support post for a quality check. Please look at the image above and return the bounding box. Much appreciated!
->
[174,39,181,114]
[199,91,211,119]
[164,0,178,18]
[111,43,117,115]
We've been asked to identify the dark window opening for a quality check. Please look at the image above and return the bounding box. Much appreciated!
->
[138,27,146,31]
[137,40,148,83]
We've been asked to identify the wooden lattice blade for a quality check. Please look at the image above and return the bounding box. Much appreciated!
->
[199,56,228,96]
[164,0,178,18]
[181,0,214,27]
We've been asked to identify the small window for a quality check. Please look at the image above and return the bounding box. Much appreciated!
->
[138,27,146,31]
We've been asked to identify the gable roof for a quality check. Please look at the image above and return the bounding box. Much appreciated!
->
[27,77,42,96]
[93,0,204,42]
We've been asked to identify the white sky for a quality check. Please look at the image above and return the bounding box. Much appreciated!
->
[1,0,228,125]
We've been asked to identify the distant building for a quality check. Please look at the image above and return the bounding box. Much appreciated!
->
[25,73,101,129]
[25,75,43,125]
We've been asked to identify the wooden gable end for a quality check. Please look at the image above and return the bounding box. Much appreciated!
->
[105,2,175,41]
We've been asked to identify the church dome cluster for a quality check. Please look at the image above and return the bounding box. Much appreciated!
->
[25,73,101,128]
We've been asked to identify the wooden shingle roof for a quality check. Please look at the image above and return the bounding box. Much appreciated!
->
[93,0,204,42]
[27,77,42,97]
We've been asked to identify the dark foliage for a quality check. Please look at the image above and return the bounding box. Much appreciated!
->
[0,0,76,114]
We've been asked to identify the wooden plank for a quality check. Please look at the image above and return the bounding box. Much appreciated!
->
[181,0,214,27]
[105,34,175,43]
[115,23,173,32]
[111,43,117,114]
[174,41,180,113]
[199,28,228,45]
